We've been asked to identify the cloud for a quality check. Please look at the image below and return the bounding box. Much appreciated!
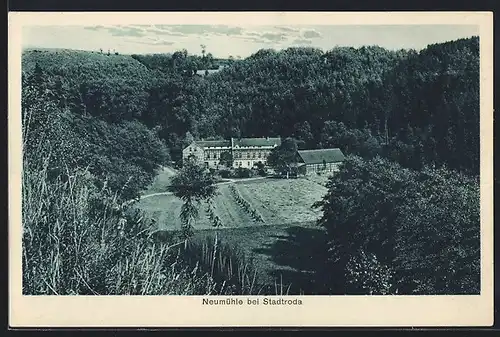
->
[148,25,244,37]
[302,29,321,39]
[126,36,175,46]
[107,26,147,37]
[146,28,186,37]
[292,38,312,45]
[84,25,106,31]
[275,26,300,33]
[260,32,287,42]
[83,25,149,37]
[241,36,267,43]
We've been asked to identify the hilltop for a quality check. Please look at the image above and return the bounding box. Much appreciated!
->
[22,48,155,82]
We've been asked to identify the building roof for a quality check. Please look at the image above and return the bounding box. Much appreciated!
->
[297,148,345,165]
[193,140,231,148]
[195,66,225,76]
[233,137,281,148]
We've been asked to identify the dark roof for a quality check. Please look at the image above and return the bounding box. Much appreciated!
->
[233,137,281,147]
[297,148,345,165]
[194,140,231,148]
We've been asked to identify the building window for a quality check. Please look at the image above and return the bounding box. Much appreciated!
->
[248,161,250,166]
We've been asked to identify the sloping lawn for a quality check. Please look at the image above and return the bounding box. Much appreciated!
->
[235,178,327,225]
[194,222,330,295]
[135,175,331,294]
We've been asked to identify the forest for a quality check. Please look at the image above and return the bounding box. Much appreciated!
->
[21,36,480,295]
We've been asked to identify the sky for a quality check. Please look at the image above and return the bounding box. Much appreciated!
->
[22,24,479,59]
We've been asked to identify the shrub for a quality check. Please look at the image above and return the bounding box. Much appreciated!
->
[218,168,233,179]
[228,185,264,223]
[314,155,480,295]
[234,167,253,178]
[345,250,395,295]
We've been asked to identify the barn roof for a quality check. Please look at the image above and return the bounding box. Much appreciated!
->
[297,148,345,165]
[233,137,281,147]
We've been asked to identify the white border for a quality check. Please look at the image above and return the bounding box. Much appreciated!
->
[8,11,494,327]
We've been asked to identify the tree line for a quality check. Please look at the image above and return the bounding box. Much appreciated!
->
[23,36,479,176]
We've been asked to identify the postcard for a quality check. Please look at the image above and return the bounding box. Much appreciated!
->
[8,11,494,327]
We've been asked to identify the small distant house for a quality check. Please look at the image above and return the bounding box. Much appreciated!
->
[297,148,345,175]
[195,65,226,77]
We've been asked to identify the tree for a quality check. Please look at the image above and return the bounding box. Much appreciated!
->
[314,155,480,294]
[183,131,195,147]
[219,151,233,168]
[294,121,313,149]
[267,137,298,179]
[168,158,218,238]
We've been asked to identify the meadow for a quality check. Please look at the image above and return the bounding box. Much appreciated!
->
[134,167,331,294]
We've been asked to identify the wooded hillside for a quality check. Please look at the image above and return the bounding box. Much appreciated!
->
[23,36,479,175]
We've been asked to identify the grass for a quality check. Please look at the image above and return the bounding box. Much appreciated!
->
[133,174,332,294]
[142,166,177,195]
[22,155,292,295]
[137,177,328,231]
[21,161,212,295]
[192,222,329,294]
[235,178,327,225]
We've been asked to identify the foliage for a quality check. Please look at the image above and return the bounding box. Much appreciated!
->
[345,250,395,295]
[179,236,263,295]
[267,137,298,177]
[168,159,218,237]
[314,155,480,294]
[255,161,267,176]
[205,200,224,228]
[229,185,265,223]
[234,167,253,178]
[218,168,233,179]
[21,59,257,296]
[24,37,479,175]
[219,151,234,168]
[21,36,480,295]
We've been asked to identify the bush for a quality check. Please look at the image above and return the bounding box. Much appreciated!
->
[234,167,253,178]
[314,155,480,295]
[218,168,233,179]
[228,185,264,223]
[345,250,395,295]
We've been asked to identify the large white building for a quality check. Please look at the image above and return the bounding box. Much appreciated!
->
[182,137,281,169]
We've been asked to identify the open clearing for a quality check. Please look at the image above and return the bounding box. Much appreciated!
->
[135,176,328,230]
[134,167,333,293]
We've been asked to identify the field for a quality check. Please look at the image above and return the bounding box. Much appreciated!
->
[135,170,329,230]
[134,167,333,293]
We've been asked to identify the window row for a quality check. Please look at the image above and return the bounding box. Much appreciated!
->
[233,152,268,159]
